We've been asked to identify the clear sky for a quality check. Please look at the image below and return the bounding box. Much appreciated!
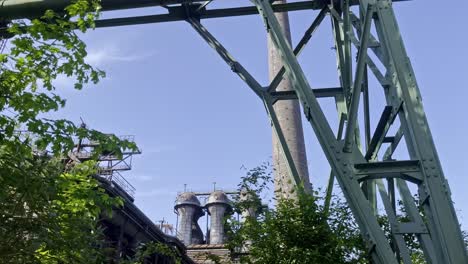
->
[50,0,468,233]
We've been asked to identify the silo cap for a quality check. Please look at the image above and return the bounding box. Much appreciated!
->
[206,191,231,206]
[175,192,201,208]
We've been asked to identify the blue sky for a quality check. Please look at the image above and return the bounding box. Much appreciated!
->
[50,0,468,232]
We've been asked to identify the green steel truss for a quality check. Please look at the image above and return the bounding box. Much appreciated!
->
[189,2,468,262]
[2,0,467,263]
[256,1,467,263]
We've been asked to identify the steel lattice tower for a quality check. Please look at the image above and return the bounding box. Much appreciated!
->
[2,0,467,263]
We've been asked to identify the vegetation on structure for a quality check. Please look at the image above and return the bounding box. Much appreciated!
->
[122,242,182,264]
[225,164,367,264]
[224,164,468,264]
[0,0,136,263]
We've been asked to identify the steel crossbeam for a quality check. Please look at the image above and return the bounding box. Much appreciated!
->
[0,0,411,29]
[1,0,467,263]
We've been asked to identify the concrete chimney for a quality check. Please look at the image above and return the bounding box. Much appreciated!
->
[268,0,310,199]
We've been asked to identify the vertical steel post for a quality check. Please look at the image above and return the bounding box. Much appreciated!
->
[371,0,468,261]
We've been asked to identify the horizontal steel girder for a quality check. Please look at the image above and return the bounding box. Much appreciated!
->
[0,0,409,21]
[0,0,317,20]
[94,1,322,28]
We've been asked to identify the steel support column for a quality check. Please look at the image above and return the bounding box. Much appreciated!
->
[252,0,468,262]
[253,0,397,262]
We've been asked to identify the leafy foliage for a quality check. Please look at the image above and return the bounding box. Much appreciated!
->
[226,165,367,264]
[121,242,182,264]
[0,0,135,155]
[0,0,136,263]
[42,163,122,263]
[227,165,468,264]
[0,140,124,263]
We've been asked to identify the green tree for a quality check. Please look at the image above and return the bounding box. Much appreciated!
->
[121,242,182,264]
[227,165,468,264]
[0,0,135,263]
[226,164,367,264]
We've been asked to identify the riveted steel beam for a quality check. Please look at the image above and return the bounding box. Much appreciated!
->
[365,0,468,262]
[343,4,374,153]
[269,87,343,103]
[252,0,398,262]
[0,0,410,20]
[94,1,323,28]
[324,112,346,214]
[354,160,421,175]
[375,179,412,263]
[357,172,423,184]
[364,105,399,161]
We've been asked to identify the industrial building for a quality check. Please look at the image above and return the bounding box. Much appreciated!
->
[2,0,467,263]
[66,124,240,263]
[99,177,194,263]
[174,190,236,263]
[65,131,194,263]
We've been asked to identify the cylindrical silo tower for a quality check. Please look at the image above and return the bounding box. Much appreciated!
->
[175,192,204,245]
[239,188,259,252]
[239,188,258,221]
[206,191,232,245]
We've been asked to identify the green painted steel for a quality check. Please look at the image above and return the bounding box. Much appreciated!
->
[2,0,467,263]
[0,0,190,19]
[0,0,323,20]
[371,1,468,262]
[343,4,373,153]
[253,1,398,262]
[253,0,467,262]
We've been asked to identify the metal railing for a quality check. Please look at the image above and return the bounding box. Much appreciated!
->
[106,172,136,199]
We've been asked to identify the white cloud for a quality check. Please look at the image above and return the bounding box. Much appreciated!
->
[50,46,154,89]
[85,47,155,67]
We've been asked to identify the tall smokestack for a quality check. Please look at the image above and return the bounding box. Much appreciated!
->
[268,0,310,199]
